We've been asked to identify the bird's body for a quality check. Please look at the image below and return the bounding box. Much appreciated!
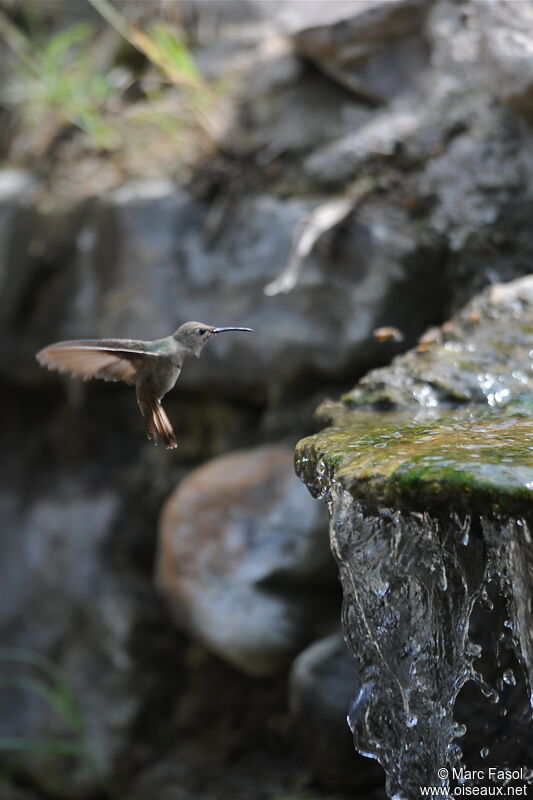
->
[36,322,253,449]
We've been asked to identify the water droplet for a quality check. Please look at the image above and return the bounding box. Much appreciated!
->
[502,668,516,686]
[473,671,500,703]
[481,683,500,704]
[480,747,489,758]
[478,588,494,611]
[466,642,482,659]
[449,743,463,762]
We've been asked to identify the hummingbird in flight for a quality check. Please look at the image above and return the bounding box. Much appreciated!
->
[36,322,253,449]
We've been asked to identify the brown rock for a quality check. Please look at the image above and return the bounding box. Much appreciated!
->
[156,445,335,677]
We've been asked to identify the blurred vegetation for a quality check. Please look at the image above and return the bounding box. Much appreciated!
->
[0,648,99,779]
[0,0,226,176]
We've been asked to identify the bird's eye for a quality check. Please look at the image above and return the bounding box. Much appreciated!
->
[197,328,207,335]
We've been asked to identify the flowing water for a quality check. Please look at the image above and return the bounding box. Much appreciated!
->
[330,494,533,797]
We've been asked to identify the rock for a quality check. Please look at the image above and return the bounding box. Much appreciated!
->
[289,633,384,790]
[474,0,533,121]
[299,396,533,516]
[417,104,533,254]
[0,476,143,796]
[126,651,302,800]
[343,274,533,411]
[286,0,430,103]
[156,445,336,676]
[228,45,358,162]
[305,103,424,185]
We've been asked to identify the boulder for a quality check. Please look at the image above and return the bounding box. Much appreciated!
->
[285,0,430,104]
[156,444,335,676]
[0,478,142,796]
[289,633,384,790]
[343,274,533,410]
[474,0,533,121]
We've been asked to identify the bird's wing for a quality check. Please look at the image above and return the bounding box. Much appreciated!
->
[36,339,159,385]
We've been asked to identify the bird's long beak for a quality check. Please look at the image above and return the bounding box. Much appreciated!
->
[212,327,254,334]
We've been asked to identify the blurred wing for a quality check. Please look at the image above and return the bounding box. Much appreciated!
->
[36,340,158,385]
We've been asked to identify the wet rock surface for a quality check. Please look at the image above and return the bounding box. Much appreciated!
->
[157,445,336,676]
[295,276,533,798]
[299,401,533,517]
[343,274,533,410]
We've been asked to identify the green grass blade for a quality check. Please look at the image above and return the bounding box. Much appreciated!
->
[0,649,84,732]
[0,675,83,733]
[0,736,86,757]
[147,23,200,80]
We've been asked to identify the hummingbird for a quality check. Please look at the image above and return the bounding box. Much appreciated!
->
[36,322,253,449]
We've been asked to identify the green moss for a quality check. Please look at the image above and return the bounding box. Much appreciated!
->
[296,400,533,515]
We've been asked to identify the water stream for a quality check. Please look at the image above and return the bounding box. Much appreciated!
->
[329,490,533,797]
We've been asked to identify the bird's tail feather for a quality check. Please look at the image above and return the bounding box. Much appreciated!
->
[139,398,177,449]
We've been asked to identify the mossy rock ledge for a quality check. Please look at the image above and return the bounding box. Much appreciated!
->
[296,275,533,517]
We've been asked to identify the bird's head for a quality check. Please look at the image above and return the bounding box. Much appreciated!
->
[174,321,253,357]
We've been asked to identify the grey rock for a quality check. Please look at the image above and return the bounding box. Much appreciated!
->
[289,633,384,789]
[0,480,142,795]
[474,0,533,121]
[343,274,533,410]
[287,0,430,103]
[156,445,335,676]
[418,104,533,252]
[305,103,425,185]
[229,49,356,161]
